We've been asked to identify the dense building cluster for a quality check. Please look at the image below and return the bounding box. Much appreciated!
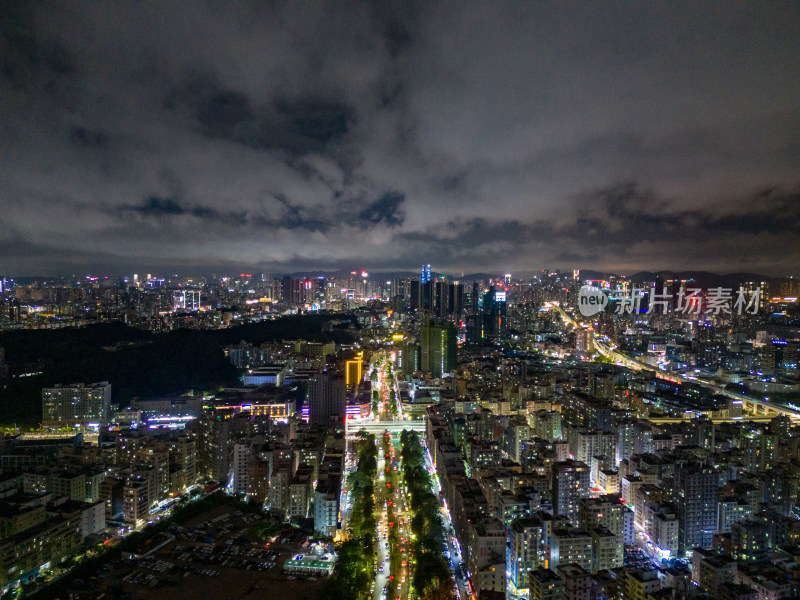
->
[422,353,800,599]
[0,266,798,599]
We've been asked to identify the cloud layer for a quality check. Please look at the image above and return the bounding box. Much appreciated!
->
[1,2,799,276]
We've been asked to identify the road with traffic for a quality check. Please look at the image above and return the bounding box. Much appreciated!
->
[552,302,800,421]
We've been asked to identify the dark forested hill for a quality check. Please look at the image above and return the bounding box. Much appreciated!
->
[0,315,357,427]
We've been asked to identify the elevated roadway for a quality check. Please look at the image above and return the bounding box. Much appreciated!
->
[345,419,426,436]
[552,302,800,422]
[643,415,776,425]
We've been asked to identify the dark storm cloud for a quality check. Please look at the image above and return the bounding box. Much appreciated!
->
[120,188,412,234]
[386,183,800,273]
[358,192,405,227]
[262,193,330,231]
[125,196,218,219]
[120,194,332,232]
[69,126,109,149]
[577,183,800,240]
[0,4,75,82]
[1,1,799,276]
[189,86,354,157]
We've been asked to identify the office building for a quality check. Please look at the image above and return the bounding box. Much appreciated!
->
[482,287,508,343]
[674,463,719,553]
[198,408,234,483]
[575,329,593,354]
[421,264,431,284]
[309,373,346,428]
[231,443,251,495]
[42,382,112,427]
[173,289,200,311]
[345,355,363,391]
[421,320,457,377]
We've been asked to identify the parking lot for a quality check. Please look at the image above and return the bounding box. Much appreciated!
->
[624,545,657,570]
[71,502,331,600]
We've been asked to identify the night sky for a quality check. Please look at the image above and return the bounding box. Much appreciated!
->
[1,2,799,277]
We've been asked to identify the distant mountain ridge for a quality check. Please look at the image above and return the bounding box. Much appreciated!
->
[283,269,782,289]
[581,269,781,289]
[285,270,504,283]
[286,270,417,281]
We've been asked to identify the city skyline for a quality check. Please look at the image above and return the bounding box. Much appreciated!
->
[1,268,794,287]
[2,3,799,276]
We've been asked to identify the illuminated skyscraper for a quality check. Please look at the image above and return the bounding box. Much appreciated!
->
[281,275,293,303]
[435,280,449,318]
[482,286,508,342]
[173,289,200,311]
[309,373,346,427]
[42,381,112,427]
[421,280,434,311]
[421,264,431,284]
[420,320,457,377]
[552,460,590,527]
[508,514,553,593]
[451,282,465,319]
[345,353,363,391]
[674,463,718,552]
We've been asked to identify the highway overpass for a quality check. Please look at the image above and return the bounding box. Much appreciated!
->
[643,415,777,425]
[551,302,800,422]
[345,419,426,436]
